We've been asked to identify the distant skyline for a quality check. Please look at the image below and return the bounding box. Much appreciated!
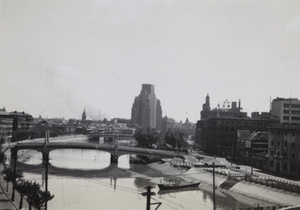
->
[1,0,300,123]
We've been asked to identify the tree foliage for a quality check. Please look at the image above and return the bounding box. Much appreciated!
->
[16,180,27,209]
[2,166,13,191]
[134,127,160,148]
[0,151,6,164]
[2,166,23,191]
[18,180,54,210]
[165,129,188,151]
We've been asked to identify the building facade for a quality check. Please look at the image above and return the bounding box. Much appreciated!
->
[271,97,300,124]
[268,123,300,178]
[9,111,34,132]
[0,107,13,143]
[196,117,278,157]
[131,84,162,131]
[9,111,34,141]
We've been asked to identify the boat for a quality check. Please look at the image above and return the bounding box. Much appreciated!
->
[158,186,200,195]
[158,182,200,190]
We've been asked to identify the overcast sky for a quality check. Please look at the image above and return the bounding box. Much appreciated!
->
[1,0,300,123]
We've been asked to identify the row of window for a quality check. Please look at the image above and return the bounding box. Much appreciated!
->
[283,116,300,121]
[216,120,269,126]
[270,140,295,147]
[284,103,300,108]
[270,150,296,159]
[283,109,300,114]
[271,130,297,136]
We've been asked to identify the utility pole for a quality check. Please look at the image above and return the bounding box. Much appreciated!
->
[142,186,159,210]
[251,149,254,176]
[42,124,50,210]
[213,162,216,210]
[44,152,49,210]
[11,145,17,202]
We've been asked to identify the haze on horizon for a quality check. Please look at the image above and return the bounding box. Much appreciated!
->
[1,0,300,123]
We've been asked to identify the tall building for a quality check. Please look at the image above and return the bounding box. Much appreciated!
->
[271,97,300,124]
[131,84,162,130]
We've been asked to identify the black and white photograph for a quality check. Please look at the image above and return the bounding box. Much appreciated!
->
[0,0,300,209]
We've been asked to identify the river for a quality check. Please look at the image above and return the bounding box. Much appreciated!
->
[4,139,270,210]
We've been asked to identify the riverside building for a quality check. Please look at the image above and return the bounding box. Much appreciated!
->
[268,97,300,177]
[268,123,300,177]
[0,107,13,143]
[9,110,34,141]
[196,95,279,157]
[131,84,162,131]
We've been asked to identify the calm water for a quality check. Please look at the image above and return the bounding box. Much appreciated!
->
[9,147,264,210]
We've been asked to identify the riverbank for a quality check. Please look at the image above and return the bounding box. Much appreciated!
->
[148,161,300,208]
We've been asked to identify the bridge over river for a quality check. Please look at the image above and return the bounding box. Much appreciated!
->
[12,141,183,163]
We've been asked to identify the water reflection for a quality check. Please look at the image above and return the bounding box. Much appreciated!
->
[50,149,111,170]
[118,154,130,169]
[10,148,272,210]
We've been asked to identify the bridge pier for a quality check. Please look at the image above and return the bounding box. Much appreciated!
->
[42,152,49,165]
[110,154,118,163]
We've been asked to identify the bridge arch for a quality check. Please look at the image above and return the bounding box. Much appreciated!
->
[12,142,179,165]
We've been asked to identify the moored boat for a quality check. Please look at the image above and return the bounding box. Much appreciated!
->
[158,182,200,190]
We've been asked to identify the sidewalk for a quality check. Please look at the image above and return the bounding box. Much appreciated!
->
[0,181,18,210]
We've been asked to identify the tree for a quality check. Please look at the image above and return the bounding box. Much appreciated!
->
[0,151,6,164]
[134,127,160,148]
[16,179,27,209]
[23,181,54,210]
[165,129,188,152]
[2,166,13,192]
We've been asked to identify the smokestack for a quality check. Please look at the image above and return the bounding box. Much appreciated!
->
[238,99,241,109]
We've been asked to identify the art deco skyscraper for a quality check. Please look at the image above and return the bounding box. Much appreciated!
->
[131,84,162,130]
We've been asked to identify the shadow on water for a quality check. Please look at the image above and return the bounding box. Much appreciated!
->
[13,160,132,178]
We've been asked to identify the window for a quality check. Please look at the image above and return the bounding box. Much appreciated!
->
[277,141,280,146]
[271,150,274,156]
[292,153,295,159]
[285,141,287,147]
[270,161,274,167]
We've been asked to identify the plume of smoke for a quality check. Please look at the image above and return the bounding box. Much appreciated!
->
[84,105,106,120]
